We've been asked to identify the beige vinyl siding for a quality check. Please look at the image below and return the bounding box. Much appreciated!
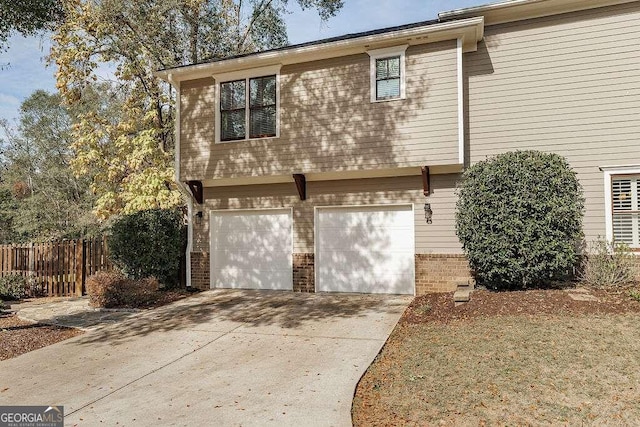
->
[179,40,460,182]
[180,78,215,178]
[192,175,463,254]
[466,1,640,244]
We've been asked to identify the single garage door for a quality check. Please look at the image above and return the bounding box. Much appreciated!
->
[210,209,293,290]
[316,205,415,294]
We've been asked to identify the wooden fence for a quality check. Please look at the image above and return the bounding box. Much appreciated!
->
[0,237,112,297]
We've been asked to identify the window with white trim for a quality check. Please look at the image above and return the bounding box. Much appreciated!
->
[375,56,401,100]
[214,65,281,143]
[219,75,276,141]
[612,175,640,247]
[367,45,408,103]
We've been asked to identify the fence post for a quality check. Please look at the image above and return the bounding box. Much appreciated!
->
[75,240,83,297]
[82,239,87,295]
[8,244,13,274]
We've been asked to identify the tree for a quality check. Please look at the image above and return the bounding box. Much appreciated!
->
[0,188,17,243]
[455,150,585,290]
[0,0,64,49]
[51,0,343,219]
[0,90,99,241]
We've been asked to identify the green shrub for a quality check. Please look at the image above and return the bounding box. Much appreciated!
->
[579,239,637,288]
[0,274,28,300]
[456,150,584,290]
[108,208,185,288]
[86,271,160,308]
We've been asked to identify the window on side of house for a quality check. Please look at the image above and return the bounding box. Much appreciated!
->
[220,80,247,141]
[367,45,408,103]
[249,76,276,139]
[217,71,278,143]
[612,175,640,247]
[375,56,401,100]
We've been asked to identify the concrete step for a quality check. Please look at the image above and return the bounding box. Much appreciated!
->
[453,280,475,306]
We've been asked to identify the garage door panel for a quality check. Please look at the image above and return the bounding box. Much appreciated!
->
[317,205,415,295]
[211,210,293,290]
[214,265,293,290]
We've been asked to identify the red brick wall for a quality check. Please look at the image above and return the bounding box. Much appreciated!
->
[191,252,210,290]
[293,253,315,292]
[415,254,473,294]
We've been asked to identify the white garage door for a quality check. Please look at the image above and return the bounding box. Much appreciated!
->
[210,209,293,290]
[316,205,415,294]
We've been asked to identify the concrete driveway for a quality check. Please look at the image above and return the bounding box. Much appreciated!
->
[0,290,410,426]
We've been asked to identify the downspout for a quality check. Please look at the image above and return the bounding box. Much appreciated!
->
[168,73,193,288]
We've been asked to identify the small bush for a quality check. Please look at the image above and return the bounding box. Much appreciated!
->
[579,239,637,288]
[456,150,585,290]
[86,271,160,308]
[0,274,28,300]
[108,208,185,288]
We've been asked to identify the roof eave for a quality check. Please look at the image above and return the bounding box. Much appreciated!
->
[439,0,638,26]
[155,16,484,84]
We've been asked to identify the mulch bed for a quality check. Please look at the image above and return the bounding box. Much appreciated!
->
[353,285,640,426]
[403,286,640,324]
[0,313,83,361]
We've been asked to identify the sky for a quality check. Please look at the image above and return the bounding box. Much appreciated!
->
[0,0,490,126]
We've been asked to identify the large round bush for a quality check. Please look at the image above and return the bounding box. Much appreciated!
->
[108,208,185,287]
[456,150,584,290]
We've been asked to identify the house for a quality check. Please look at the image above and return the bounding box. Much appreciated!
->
[156,0,640,295]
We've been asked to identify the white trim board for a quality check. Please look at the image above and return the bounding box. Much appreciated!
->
[457,37,465,165]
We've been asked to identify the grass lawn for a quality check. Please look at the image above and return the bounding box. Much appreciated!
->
[353,288,640,426]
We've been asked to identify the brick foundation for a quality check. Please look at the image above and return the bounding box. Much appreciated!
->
[415,254,473,295]
[190,252,210,290]
[190,251,473,294]
[293,253,315,292]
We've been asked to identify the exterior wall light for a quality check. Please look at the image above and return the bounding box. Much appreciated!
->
[424,203,433,224]
[195,211,203,225]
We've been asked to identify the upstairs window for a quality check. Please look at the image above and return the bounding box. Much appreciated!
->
[375,56,401,100]
[367,45,408,103]
[249,76,277,138]
[612,176,639,247]
[220,80,246,141]
[215,65,280,143]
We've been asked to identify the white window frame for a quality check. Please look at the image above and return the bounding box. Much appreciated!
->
[213,64,282,144]
[367,45,408,103]
[602,165,640,249]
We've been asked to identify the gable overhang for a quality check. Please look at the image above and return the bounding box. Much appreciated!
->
[439,0,638,26]
[156,17,483,84]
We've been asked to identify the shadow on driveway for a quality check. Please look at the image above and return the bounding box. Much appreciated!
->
[65,290,410,346]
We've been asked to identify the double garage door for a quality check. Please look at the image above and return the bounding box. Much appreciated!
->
[210,205,415,294]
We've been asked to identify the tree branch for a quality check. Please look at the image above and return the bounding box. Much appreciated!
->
[237,0,275,52]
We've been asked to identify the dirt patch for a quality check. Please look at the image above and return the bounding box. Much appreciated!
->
[353,287,640,426]
[0,314,83,361]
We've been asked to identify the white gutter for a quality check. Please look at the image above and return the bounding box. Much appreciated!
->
[168,73,193,288]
